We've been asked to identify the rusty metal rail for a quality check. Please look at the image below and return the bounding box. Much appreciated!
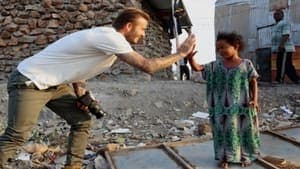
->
[256,157,280,169]
[104,151,116,169]
[265,129,300,147]
[161,143,194,169]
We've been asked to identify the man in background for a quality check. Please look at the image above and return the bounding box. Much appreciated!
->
[271,9,299,83]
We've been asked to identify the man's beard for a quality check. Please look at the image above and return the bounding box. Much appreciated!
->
[125,31,139,44]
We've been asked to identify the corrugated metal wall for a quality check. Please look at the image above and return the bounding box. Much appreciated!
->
[215,1,251,57]
[252,0,273,48]
[290,0,300,45]
[215,0,300,51]
[215,0,300,82]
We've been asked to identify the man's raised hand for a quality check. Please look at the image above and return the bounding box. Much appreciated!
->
[177,34,196,57]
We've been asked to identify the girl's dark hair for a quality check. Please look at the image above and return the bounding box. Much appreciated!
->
[112,8,150,30]
[217,32,245,51]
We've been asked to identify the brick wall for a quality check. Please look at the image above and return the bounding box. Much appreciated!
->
[0,0,172,81]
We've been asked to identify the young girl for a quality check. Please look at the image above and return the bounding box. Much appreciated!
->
[188,32,260,168]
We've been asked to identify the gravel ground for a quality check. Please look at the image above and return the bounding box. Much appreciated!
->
[0,78,299,168]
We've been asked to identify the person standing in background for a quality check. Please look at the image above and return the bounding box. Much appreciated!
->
[271,9,299,83]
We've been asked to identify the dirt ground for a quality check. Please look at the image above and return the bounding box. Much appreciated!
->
[0,75,299,168]
[0,75,299,138]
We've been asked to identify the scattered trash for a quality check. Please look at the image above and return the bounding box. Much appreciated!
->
[110,128,132,134]
[192,111,210,119]
[171,136,181,142]
[174,119,194,129]
[198,123,211,135]
[280,105,293,115]
[154,101,163,108]
[16,152,31,161]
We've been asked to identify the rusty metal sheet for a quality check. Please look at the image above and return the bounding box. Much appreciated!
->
[111,148,184,169]
[260,133,300,165]
[276,127,300,142]
[173,141,265,169]
[106,131,300,169]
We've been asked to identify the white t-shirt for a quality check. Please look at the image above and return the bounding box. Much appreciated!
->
[17,27,133,89]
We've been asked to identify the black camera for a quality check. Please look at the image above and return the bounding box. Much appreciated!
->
[77,91,105,119]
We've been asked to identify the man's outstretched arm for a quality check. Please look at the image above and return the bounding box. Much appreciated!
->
[117,51,185,74]
[116,34,196,74]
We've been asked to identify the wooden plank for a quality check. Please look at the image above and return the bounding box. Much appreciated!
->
[257,157,281,169]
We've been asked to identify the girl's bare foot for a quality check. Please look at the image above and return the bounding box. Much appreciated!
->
[218,160,229,169]
[241,161,251,167]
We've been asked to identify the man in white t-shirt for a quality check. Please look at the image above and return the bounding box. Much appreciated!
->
[0,8,196,169]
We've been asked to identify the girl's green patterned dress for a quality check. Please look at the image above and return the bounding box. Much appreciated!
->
[205,59,260,163]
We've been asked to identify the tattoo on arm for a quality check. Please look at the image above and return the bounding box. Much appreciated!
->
[116,52,184,74]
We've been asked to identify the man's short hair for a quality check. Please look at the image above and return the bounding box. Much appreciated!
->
[112,8,150,30]
[274,9,284,16]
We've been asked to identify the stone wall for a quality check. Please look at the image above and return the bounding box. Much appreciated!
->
[0,0,172,81]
